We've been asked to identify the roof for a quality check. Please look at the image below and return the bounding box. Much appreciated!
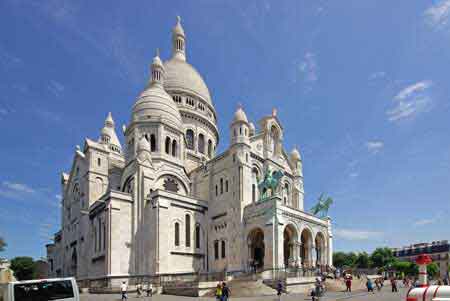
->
[164,58,213,106]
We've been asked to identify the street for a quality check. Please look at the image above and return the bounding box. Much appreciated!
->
[80,287,407,301]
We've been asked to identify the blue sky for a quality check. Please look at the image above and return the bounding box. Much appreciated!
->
[1,0,450,259]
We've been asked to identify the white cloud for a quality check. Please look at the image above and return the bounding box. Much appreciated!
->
[334,228,383,241]
[349,172,359,178]
[414,218,435,226]
[368,71,386,81]
[293,52,319,91]
[366,141,384,154]
[299,52,318,84]
[48,80,65,97]
[2,181,35,193]
[424,0,450,30]
[387,80,433,122]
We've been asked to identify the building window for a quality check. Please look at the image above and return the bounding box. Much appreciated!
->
[172,140,177,157]
[165,137,171,154]
[195,225,200,249]
[97,158,101,167]
[252,184,256,202]
[215,185,218,197]
[150,134,156,152]
[225,180,229,193]
[173,95,182,103]
[208,140,213,158]
[174,222,180,246]
[220,178,223,194]
[214,240,219,260]
[185,214,191,247]
[198,134,205,154]
[221,240,226,258]
[186,129,194,150]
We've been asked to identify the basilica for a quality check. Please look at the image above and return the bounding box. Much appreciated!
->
[46,17,333,282]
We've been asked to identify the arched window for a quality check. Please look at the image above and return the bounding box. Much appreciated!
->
[240,127,242,135]
[252,168,259,202]
[150,134,156,152]
[221,240,226,258]
[215,185,218,196]
[225,180,229,192]
[208,140,213,158]
[186,129,194,150]
[174,222,180,246]
[214,240,219,260]
[220,178,223,194]
[185,214,191,247]
[97,158,101,167]
[172,140,177,157]
[198,134,205,154]
[195,225,200,249]
[284,183,290,205]
[165,137,171,154]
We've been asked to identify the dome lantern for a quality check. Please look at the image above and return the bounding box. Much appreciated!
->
[172,16,186,61]
[151,49,164,86]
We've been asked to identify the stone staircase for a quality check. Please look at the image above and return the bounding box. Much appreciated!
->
[203,278,277,297]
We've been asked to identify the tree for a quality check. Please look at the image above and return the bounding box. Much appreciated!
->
[0,237,6,252]
[370,247,395,268]
[392,261,418,276]
[10,257,36,280]
[427,262,439,279]
[333,252,357,268]
[355,252,370,269]
[333,252,347,268]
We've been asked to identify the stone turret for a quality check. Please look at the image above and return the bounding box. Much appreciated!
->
[230,105,250,146]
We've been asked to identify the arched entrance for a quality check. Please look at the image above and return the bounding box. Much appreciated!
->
[247,228,265,270]
[300,228,313,267]
[315,232,326,267]
[283,224,298,267]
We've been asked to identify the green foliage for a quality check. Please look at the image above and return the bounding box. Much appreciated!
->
[427,262,439,278]
[10,257,36,280]
[370,247,395,268]
[333,251,358,268]
[392,261,418,276]
[354,252,370,268]
[0,237,6,252]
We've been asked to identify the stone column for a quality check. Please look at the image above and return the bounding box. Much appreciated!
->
[326,217,333,266]
[311,243,317,267]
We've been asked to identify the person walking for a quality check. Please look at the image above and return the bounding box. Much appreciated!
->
[136,283,142,298]
[146,282,153,297]
[366,278,374,293]
[345,274,352,292]
[215,283,222,301]
[391,277,398,292]
[221,282,231,301]
[121,281,128,301]
[276,280,283,300]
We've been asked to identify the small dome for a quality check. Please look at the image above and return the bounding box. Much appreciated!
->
[164,58,213,106]
[173,16,185,37]
[132,86,182,128]
[249,122,256,135]
[152,53,163,68]
[232,106,248,124]
[137,135,150,153]
[291,147,301,161]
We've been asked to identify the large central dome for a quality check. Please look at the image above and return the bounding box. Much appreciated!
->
[164,58,212,106]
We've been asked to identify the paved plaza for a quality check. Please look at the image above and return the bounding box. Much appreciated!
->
[80,287,407,301]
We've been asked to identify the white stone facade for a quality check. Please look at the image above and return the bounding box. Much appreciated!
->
[46,17,333,280]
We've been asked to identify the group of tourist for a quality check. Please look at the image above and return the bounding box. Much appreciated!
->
[120,281,153,300]
[215,281,231,301]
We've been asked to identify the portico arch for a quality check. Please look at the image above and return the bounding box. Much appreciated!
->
[315,232,326,266]
[247,228,265,270]
[283,224,298,267]
[300,227,313,267]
